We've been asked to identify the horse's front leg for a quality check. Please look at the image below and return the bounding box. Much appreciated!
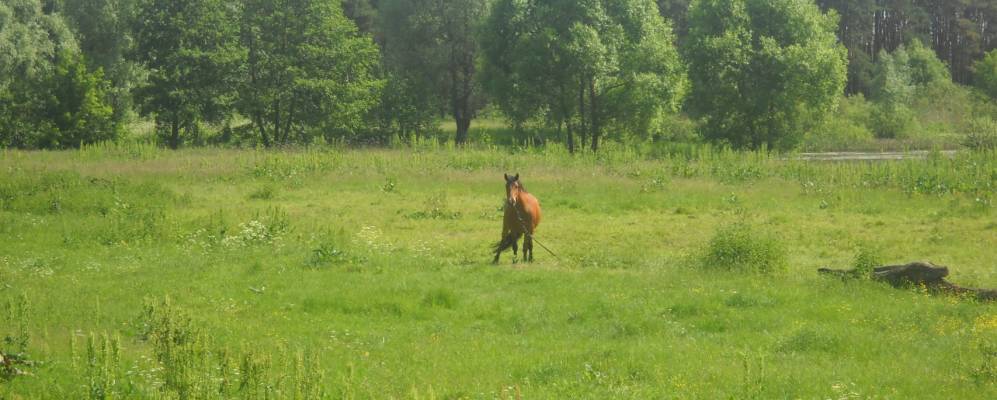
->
[512,236,519,263]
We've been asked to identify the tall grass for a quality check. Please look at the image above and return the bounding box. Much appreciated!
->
[0,146,994,398]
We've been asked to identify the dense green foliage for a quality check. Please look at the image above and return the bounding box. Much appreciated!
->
[380,0,487,144]
[60,0,142,123]
[869,40,956,139]
[132,0,240,148]
[977,49,997,101]
[0,0,115,149]
[814,0,997,90]
[238,0,382,146]
[697,222,787,274]
[482,0,687,151]
[35,51,117,148]
[0,146,994,397]
[685,0,847,149]
[0,0,996,150]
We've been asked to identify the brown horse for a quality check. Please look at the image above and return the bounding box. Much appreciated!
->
[493,173,542,263]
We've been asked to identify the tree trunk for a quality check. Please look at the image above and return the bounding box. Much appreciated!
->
[455,115,471,145]
[567,120,575,154]
[273,100,282,145]
[589,78,599,152]
[255,113,271,148]
[169,116,180,150]
[452,57,474,146]
[285,101,295,144]
[578,81,587,151]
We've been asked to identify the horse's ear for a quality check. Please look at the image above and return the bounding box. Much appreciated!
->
[514,173,520,181]
[504,173,509,181]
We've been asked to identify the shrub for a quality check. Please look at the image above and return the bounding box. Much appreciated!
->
[422,288,458,309]
[974,49,997,101]
[805,95,875,151]
[306,242,357,269]
[1,294,31,380]
[870,103,918,139]
[852,244,883,279]
[868,40,953,140]
[248,185,277,200]
[964,117,997,150]
[407,192,461,220]
[697,222,787,274]
[912,81,973,136]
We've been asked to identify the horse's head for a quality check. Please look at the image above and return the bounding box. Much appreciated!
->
[504,173,522,206]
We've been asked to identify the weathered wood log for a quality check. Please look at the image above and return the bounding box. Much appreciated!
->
[872,262,948,286]
[818,261,995,302]
[935,281,997,302]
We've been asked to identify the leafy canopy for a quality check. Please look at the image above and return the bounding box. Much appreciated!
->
[378,0,488,144]
[0,0,115,149]
[481,0,686,145]
[237,0,383,146]
[976,49,997,101]
[685,0,847,149]
[869,39,952,138]
[132,0,241,148]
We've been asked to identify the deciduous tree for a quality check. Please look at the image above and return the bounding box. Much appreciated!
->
[685,0,847,149]
[62,0,142,123]
[380,0,487,144]
[482,0,686,151]
[973,49,997,100]
[132,0,240,148]
[238,0,382,146]
[0,0,115,148]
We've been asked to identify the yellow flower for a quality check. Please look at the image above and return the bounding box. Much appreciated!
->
[973,314,997,333]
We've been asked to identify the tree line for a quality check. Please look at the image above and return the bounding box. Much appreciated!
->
[1,0,996,151]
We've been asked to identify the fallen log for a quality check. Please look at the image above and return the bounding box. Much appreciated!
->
[818,261,996,302]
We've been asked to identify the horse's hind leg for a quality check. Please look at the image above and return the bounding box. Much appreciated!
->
[525,234,534,262]
[494,233,519,264]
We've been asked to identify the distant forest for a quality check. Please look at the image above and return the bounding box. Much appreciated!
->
[346,0,997,94]
[2,0,997,150]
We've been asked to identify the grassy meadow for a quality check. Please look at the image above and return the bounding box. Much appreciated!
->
[0,143,995,398]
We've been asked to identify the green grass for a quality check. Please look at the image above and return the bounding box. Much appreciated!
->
[1,145,995,398]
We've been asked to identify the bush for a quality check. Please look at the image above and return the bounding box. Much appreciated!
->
[805,95,875,151]
[870,103,918,139]
[1,294,31,380]
[697,222,787,274]
[974,49,997,101]
[964,117,997,150]
[912,81,973,137]
[852,244,883,279]
[652,113,699,143]
[868,40,953,141]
